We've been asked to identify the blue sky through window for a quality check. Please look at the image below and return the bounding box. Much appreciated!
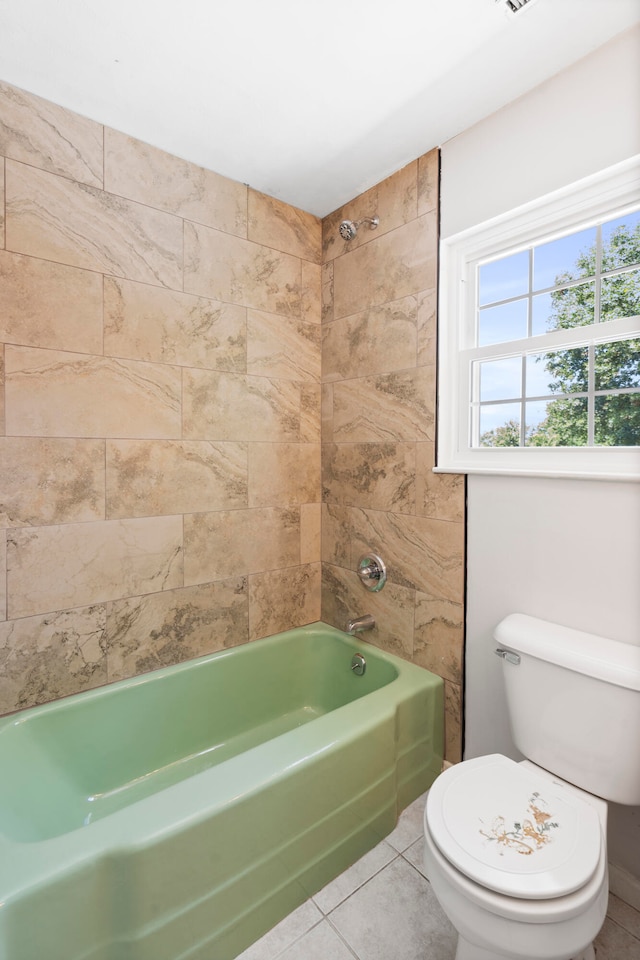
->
[478,298,527,345]
[532,227,596,290]
[478,250,528,306]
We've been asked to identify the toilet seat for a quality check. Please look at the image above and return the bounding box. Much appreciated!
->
[426,755,602,900]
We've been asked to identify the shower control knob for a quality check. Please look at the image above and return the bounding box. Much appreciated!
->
[356,553,387,592]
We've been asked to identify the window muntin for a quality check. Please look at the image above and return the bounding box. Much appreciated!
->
[471,209,640,451]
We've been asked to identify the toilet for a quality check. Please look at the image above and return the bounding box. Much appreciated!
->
[423,613,640,960]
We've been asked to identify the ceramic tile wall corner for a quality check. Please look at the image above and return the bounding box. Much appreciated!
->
[0,81,322,716]
[321,151,466,762]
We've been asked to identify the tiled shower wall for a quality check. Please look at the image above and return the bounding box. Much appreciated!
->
[0,81,323,715]
[320,155,465,761]
[0,82,465,760]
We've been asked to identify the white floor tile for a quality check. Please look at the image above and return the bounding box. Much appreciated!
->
[234,899,322,960]
[385,791,428,853]
[328,855,457,960]
[313,840,397,914]
[403,837,427,878]
[606,892,640,940]
[234,817,640,960]
[277,920,357,960]
[594,914,640,959]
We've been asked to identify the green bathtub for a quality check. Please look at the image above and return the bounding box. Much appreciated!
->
[0,622,444,960]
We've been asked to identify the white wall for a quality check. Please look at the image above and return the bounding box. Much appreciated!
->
[440,25,640,888]
[441,24,640,238]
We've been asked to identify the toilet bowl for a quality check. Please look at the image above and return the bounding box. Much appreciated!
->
[423,756,608,960]
[422,614,640,960]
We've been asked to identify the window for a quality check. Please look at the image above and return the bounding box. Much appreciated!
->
[438,157,640,480]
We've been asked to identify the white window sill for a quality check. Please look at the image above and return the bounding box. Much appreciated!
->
[433,449,640,482]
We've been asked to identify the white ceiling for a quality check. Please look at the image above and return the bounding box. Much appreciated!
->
[0,0,638,217]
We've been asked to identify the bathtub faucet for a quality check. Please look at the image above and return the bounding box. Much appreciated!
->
[346,614,376,635]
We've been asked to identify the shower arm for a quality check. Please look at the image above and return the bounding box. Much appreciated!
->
[355,216,379,229]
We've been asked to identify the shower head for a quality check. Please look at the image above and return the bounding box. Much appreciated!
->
[339,216,379,241]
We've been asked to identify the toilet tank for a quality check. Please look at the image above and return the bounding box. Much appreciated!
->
[494,613,640,806]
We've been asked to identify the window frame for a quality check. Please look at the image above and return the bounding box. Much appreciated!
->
[437,156,640,481]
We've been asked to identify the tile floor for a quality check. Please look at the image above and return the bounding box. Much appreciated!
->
[236,790,640,960]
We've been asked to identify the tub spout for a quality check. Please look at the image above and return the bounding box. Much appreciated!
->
[346,614,376,635]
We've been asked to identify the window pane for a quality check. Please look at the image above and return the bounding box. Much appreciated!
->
[533,281,595,334]
[600,268,640,323]
[595,393,640,446]
[478,404,521,446]
[533,227,597,291]
[478,357,522,402]
[527,347,589,397]
[478,298,528,346]
[525,397,588,446]
[478,251,529,306]
[531,292,554,336]
[595,339,640,390]
[602,210,640,271]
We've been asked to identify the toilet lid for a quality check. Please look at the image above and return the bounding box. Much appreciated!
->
[426,755,602,899]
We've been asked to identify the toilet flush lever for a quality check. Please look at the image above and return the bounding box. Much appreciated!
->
[495,648,521,666]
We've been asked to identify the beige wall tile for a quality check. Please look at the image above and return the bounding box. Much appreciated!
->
[7,515,183,619]
[300,383,321,442]
[444,680,462,764]
[350,507,464,602]
[319,146,462,757]
[0,159,4,248]
[322,296,418,382]
[333,215,437,319]
[321,562,415,660]
[0,81,103,187]
[301,502,321,564]
[105,578,249,682]
[0,250,103,354]
[0,437,105,527]
[416,442,465,522]
[321,261,334,323]
[5,346,182,439]
[0,345,4,436]
[107,440,248,519]
[247,309,321,382]
[104,276,247,372]
[322,441,416,514]
[413,593,464,684]
[375,159,419,236]
[332,367,435,442]
[248,190,321,263]
[301,260,321,324]
[249,443,320,507]
[0,605,107,715]
[183,368,300,442]
[184,507,300,585]
[321,503,352,568]
[321,383,334,442]
[5,161,183,288]
[184,221,301,316]
[104,128,247,237]
[417,288,437,366]
[0,534,5,621]
[249,563,321,640]
[417,149,439,218]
